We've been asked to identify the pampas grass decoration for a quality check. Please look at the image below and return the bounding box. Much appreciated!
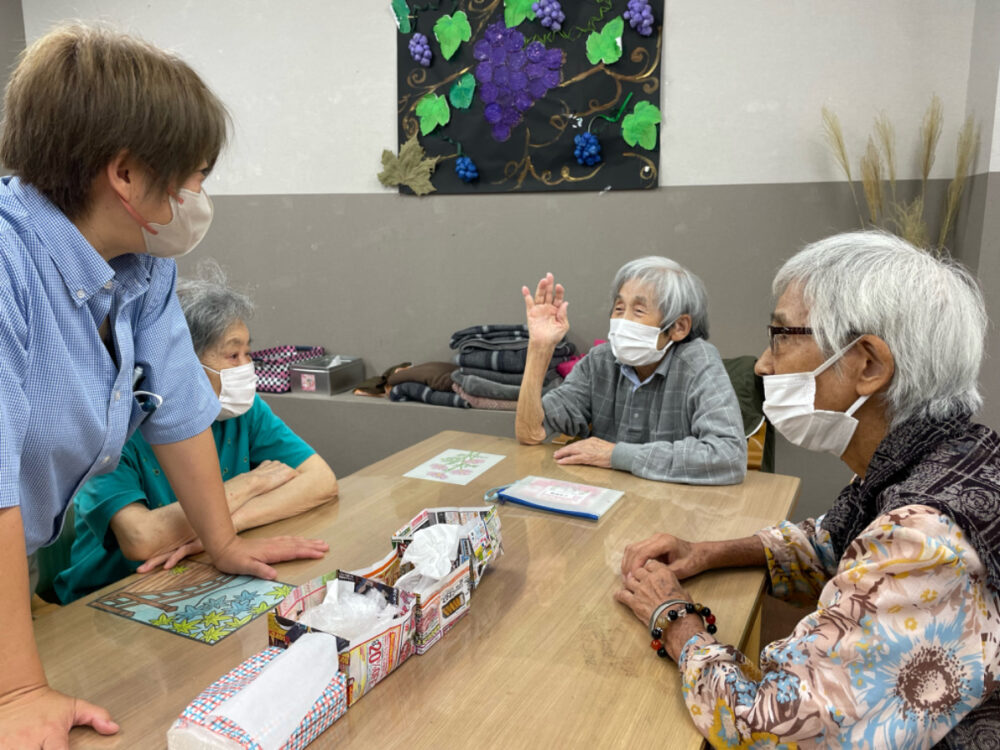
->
[822,107,864,226]
[822,95,977,254]
[938,115,979,249]
[890,196,929,250]
[920,95,943,190]
[874,112,897,203]
[860,137,885,224]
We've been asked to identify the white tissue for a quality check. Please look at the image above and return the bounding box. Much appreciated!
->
[167,632,340,750]
[297,579,399,642]
[401,524,462,579]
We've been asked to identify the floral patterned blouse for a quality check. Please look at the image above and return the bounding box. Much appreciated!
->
[678,505,1000,749]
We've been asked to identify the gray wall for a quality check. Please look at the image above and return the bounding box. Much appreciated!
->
[0,0,25,167]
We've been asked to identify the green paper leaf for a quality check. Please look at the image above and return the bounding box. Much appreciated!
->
[391,0,411,33]
[449,73,477,109]
[415,93,450,135]
[504,0,536,28]
[585,16,624,65]
[434,11,472,60]
[378,134,443,196]
[622,100,662,150]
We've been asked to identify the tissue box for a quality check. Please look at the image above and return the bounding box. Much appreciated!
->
[267,571,416,706]
[289,355,364,395]
[167,645,348,750]
[392,506,503,589]
[355,550,471,655]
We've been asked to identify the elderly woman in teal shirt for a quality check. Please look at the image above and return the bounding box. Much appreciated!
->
[55,263,338,603]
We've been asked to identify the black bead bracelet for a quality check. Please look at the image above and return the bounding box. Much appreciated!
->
[649,601,717,658]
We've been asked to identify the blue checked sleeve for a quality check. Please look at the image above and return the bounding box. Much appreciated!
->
[0,244,29,510]
[135,259,220,445]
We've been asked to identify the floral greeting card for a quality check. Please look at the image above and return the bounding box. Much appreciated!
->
[404,449,506,485]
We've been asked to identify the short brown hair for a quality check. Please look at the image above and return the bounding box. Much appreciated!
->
[0,24,229,218]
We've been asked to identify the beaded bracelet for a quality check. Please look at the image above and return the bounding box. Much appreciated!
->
[649,601,717,659]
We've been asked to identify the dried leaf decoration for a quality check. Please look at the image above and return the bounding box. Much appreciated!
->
[434,11,472,61]
[416,93,451,135]
[504,0,536,28]
[586,16,624,65]
[378,134,443,196]
[622,100,661,150]
[449,73,476,109]
[391,0,411,33]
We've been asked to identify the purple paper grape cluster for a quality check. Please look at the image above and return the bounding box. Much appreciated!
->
[624,0,655,36]
[409,32,432,67]
[532,0,566,32]
[474,21,563,142]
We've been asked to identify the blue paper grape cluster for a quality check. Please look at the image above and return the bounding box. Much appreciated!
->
[532,0,566,32]
[624,0,655,36]
[408,32,432,67]
[474,21,564,142]
[573,132,602,166]
[455,156,479,182]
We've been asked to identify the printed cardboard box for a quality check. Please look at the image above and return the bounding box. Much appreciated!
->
[391,506,503,588]
[355,550,471,655]
[267,570,416,706]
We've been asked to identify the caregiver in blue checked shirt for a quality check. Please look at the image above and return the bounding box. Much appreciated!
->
[0,25,328,745]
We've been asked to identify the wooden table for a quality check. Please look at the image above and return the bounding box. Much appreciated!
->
[36,431,799,748]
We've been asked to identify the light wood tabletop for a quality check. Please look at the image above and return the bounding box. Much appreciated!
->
[36,430,799,749]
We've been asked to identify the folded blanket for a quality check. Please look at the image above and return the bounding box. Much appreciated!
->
[452,370,562,400]
[389,382,469,408]
[457,344,575,374]
[386,362,458,391]
[452,384,518,411]
[353,362,412,397]
[456,336,532,354]
[456,366,560,386]
[450,324,528,349]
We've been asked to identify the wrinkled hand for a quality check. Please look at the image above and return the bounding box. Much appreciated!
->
[522,273,569,348]
[137,538,205,574]
[553,437,614,468]
[620,532,702,579]
[210,535,329,580]
[614,559,690,625]
[0,685,118,749]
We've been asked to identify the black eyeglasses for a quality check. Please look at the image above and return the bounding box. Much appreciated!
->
[767,325,813,355]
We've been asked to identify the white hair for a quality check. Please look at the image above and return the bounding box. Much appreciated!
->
[176,260,254,356]
[774,231,987,427]
[611,256,710,340]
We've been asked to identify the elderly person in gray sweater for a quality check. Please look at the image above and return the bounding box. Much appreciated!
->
[515,257,747,484]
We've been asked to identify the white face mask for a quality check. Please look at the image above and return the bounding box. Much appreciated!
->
[608,318,675,367]
[119,187,214,258]
[762,338,869,457]
[204,361,257,420]
[142,188,214,258]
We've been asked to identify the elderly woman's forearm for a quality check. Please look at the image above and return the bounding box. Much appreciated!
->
[230,456,337,533]
[515,343,554,444]
[696,536,766,571]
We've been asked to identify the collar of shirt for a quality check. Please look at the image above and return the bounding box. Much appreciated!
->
[5,176,150,305]
[619,347,674,391]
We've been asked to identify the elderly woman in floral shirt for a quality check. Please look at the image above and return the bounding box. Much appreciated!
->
[617,232,999,749]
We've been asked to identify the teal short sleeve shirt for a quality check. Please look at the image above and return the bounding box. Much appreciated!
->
[54,395,315,603]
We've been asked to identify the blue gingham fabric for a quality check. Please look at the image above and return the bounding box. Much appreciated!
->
[0,176,219,553]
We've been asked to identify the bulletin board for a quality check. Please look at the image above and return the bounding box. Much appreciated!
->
[388,0,665,194]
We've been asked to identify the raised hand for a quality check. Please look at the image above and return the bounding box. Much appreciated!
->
[522,272,569,348]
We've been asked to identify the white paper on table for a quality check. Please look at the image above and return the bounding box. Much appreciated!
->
[403,449,505,485]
